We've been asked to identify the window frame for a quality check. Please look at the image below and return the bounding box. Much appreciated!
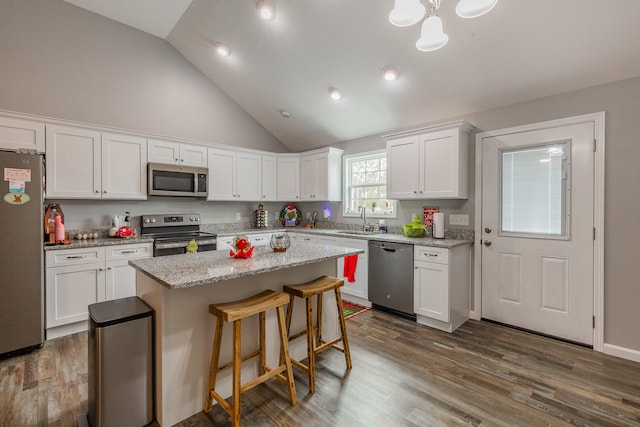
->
[342,149,397,219]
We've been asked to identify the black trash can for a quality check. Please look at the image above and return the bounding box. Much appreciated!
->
[87,296,154,427]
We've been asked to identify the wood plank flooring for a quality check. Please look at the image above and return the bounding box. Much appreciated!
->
[2,310,639,426]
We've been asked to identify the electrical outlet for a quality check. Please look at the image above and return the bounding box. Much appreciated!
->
[235,212,241,221]
[449,214,469,226]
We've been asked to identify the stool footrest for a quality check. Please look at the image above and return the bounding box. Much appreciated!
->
[217,348,261,372]
[209,389,233,416]
[315,337,344,354]
[241,364,286,393]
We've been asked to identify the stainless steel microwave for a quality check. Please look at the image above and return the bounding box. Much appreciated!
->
[148,163,208,197]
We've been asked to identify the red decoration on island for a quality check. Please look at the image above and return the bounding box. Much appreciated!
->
[229,235,255,259]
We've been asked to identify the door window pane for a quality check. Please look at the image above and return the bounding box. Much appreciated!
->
[500,142,569,238]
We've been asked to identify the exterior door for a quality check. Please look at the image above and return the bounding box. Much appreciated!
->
[481,121,595,345]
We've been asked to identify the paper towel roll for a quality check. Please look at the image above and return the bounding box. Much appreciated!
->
[433,213,444,239]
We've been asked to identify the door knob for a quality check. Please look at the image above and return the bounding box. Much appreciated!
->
[484,240,492,247]
[484,227,492,233]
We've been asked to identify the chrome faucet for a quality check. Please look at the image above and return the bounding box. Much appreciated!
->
[360,206,370,231]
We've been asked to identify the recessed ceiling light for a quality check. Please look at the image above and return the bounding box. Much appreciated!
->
[280,110,291,119]
[328,87,342,101]
[383,66,400,82]
[256,0,276,21]
[214,42,231,57]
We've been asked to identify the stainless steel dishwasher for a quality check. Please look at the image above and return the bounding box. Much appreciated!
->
[368,240,416,319]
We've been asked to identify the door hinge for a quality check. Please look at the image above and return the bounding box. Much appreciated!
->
[593,315,596,328]
[593,139,597,152]
[593,227,596,240]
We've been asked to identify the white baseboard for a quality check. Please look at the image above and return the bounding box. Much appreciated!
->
[603,343,640,363]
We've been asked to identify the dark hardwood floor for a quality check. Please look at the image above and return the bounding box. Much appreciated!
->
[2,310,639,426]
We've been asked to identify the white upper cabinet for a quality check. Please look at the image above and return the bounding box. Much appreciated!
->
[261,154,277,201]
[385,120,472,199]
[277,154,300,201]
[46,125,102,199]
[0,115,45,153]
[207,148,262,201]
[300,147,343,201]
[148,138,207,167]
[46,125,147,199]
[101,132,147,199]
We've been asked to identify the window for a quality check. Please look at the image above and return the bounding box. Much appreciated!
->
[500,141,570,239]
[343,150,396,218]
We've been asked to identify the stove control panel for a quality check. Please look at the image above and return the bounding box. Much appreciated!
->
[141,213,201,227]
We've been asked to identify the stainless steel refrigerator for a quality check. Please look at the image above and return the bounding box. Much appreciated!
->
[0,150,44,356]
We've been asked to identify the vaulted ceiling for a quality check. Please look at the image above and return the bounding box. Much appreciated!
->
[64,0,640,152]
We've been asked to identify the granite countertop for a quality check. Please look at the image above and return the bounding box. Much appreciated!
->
[215,228,474,249]
[44,235,154,251]
[129,243,364,290]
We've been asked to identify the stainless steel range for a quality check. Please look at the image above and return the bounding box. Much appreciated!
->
[141,213,217,257]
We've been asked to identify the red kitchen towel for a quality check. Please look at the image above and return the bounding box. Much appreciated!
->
[343,254,358,283]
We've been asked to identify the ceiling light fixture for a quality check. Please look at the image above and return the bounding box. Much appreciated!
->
[389,0,498,52]
[383,66,400,82]
[328,87,342,101]
[214,42,231,57]
[389,0,426,27]
[456,0,498,18]
[256,0,276,21]
[280,110,291,119]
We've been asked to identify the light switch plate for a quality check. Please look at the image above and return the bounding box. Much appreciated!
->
[449,214,469,226]
[236,212,241,220]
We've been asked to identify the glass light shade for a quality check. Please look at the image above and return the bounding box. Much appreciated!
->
[389,0,426,27]
[256,0,276,20]
[329,87,342,100]
[455,0,498,18]
[416,15,448,52]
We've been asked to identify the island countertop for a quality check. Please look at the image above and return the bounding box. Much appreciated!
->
[129,243,364,290]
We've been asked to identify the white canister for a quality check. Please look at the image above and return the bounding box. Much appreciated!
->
[433,213,445,239]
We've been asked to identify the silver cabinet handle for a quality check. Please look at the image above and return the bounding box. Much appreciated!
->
[66,255,86,259]
[484,240,492,247]
[121,250,137,254]
[95,190,99,193]
[485,227,492,233]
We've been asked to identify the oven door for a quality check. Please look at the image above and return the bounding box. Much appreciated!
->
[154,238,217,257]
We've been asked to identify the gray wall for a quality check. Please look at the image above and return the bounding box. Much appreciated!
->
[0,0,288,152]
[334,76,640,352]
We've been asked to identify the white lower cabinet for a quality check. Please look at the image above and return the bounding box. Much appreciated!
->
[413,244,471,332]
[317,235,369,306]
[45,243,152,339]
[217,233,273,251]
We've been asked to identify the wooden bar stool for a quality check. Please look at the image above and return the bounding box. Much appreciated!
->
[204,290,297,427]
[283,275,352,393]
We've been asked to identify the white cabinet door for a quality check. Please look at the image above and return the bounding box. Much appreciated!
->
[45,125,102,198]
[414,259,449,322]
[300,154,317,200]
[105,259,137,300]
[46,262,106,328]
[419,128,468,199]
[299,149,342,201]
[261,154,277,201]
[148,139,180,164]
[101,132,147,199]
[216,235,235,251]
[386,135,420,199]
[336,238,368,301]
[235,151,262,201]
[180,144,208,167]
[0,115,45,152]
[207,148,236,200]
[277,155,300,201]
[148,139,207,167]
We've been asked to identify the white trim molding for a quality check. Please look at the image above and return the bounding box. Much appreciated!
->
[473,112,605,353]
[603,344,640,363]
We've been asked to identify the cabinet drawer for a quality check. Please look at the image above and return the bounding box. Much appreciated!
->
[105,243,153,261]
[46,247,105,267]
[250,233,272,247]
[414,246,448,264]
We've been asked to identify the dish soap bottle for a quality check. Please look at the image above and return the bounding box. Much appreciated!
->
[54,215,65,243]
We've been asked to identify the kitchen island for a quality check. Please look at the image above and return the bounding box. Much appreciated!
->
[130,243,364,426]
